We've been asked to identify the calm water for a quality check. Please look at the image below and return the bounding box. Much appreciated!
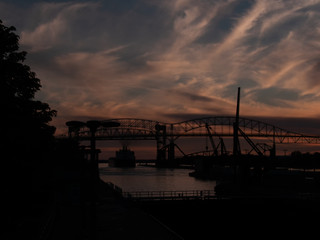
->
[99,163,216,192]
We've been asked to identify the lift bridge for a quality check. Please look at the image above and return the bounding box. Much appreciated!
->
[67,116,320,165]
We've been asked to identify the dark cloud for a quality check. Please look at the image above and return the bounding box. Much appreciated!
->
[307,61,320,87]
[295,2,320,14]
[259,15,307,46]
[173,90,214,102]
[247,116,320,135]
[123,87,148,100]
[197,0,254,44]
[162,113,220,122]
[222,79,258,100]
[248,87,300,107]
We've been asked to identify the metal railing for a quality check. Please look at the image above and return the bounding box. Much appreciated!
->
[122,190,216,201]
[105,182,320,202]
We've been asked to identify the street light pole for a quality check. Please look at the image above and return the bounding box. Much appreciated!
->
[65,119,120,240]
[86,120,121,184]
[86,120,101,184]
[85,120,102,240]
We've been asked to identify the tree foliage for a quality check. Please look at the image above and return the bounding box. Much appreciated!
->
[0,20,57,158]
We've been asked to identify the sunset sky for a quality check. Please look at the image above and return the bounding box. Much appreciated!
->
[2,0,320,140]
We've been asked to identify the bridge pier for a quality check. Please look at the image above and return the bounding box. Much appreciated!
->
[168,141,175,162]
[155,124,178,167]
[155,123,166,167]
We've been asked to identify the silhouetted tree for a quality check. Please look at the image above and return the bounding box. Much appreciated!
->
[0,20,57,218]
[0,20,56,159]
[291,150,302,158]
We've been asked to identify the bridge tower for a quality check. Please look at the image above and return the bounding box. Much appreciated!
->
[168,124,175,162]
[155,123,178,167]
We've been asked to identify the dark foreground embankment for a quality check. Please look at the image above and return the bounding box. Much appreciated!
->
[5,175,320,240]
[47,180,184,240]
[136,198,320,240]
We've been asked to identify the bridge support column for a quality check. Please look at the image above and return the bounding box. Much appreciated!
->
[168,140,175,162]
[155,124,167,167]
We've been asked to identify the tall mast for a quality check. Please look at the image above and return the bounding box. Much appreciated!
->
[233,87,241,156]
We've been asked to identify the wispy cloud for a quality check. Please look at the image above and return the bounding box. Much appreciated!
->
[2,0,320,133]
[20,2,100,51]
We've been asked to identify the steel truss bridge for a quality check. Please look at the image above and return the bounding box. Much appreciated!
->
[74,116,320,145]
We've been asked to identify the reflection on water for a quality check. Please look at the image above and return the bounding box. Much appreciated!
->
[99,164,216,192]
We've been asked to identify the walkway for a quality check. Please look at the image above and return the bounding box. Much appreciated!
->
[48,180,183,240]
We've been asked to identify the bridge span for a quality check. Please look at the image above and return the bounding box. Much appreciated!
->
[66,116,320,164]
[72,116,320,144]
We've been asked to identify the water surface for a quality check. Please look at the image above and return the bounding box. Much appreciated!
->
[99,164,216,192]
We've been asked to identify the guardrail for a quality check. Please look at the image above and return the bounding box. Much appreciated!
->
[122,190,216,201]
[105,182,320,202]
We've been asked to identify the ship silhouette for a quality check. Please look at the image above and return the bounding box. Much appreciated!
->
[109,145,136,167]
